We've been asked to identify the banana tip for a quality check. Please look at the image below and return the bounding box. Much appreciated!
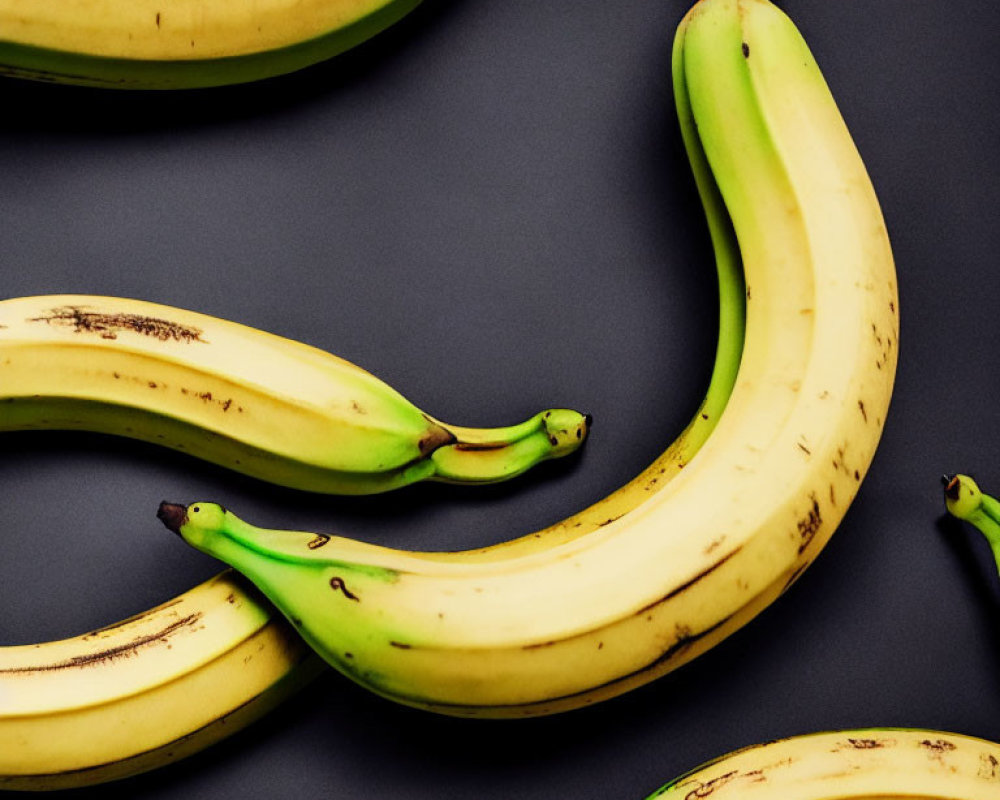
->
[157,501,188,535]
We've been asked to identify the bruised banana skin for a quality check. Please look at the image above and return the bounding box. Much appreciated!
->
[645,728,1000,799]
[0,294,590,495]
[164,0,898,718]
[0,0,422,89]
[0,0,752,786]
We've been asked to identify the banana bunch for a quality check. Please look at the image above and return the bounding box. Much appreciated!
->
[0,0,421,89]
[155,0,898,719]
[0,0,901,788]
[0,0,753,781]
[0,294,589,788]
[0,294,590,494]
[644,728,1000,799]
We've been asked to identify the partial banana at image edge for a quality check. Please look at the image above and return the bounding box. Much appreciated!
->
[0,294,591,495]
[0,0,423,89]
[644,729,1000,799]
[0,571,326,792]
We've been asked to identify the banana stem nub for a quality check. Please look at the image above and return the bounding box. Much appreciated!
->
[942,473,1000,572]
[429,409,591,484]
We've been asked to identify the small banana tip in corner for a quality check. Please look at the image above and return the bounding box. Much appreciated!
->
[157,501,188,534]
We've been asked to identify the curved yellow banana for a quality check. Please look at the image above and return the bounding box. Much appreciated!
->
[0,0,422,89]
[160,0,897,719]
[645,728,1000,799]
[0,294,590,494]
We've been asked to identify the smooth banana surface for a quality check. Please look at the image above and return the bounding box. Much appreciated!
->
[644,728,1000,799]
[0,0,421,89]
[160,0,898,718]
[0,294,590,495]
[0,0,752,785]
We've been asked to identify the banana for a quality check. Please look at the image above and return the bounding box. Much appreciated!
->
[0,0,752,783]
[644,728,1000,799]
[156,0,898,718]
[0,294,590,494]
[0,0,421,89]
[0,572,326,792]
[942,474,1000,574]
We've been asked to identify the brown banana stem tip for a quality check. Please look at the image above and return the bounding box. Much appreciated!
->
[157,501,188,534]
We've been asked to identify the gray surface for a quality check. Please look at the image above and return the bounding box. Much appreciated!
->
[2,0,1000,797]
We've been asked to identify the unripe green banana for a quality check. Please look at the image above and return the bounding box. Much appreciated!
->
[0,0,422,89]
[0,295,590,494]
[942,473,1000,573]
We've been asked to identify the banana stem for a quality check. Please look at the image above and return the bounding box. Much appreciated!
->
[430,409,591,484]
[943,473,1000,573]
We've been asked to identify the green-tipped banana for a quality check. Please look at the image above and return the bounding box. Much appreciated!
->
[0,295,590,494]
[155,0,898,720]
[645,728,1000,799]
[943,473,1000,573]
[0,0,421,89]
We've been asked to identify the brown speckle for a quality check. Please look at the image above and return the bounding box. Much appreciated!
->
[847,738,886,749]
[741,42,750,58]
[30,306,205,343]
[308,534,330,550]
[330,577,359,601]
[797,493,822,554]
[681,769,739,798]
[858,399,868,422]
[0,613,202,673]
[921,739,957,765]
[978,753,999,780]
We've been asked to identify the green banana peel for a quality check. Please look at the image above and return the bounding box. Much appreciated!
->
[943,473,1000,573]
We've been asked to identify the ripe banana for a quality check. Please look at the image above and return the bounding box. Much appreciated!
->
[644,728,1000,799]
[942,474,1000,574]
[0,0,421,89]
[158,0,898,718]
[0,294,590,494]
[0,572,326,791]
[0,0,751,783]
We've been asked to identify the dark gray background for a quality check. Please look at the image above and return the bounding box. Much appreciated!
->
[2,0,999,797]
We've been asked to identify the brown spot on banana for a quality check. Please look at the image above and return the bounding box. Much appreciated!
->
[920,738,957,762]
[681,768,739,798]
[979,753,1000,780]
[843,737,891,749]
[28,305,205,343]
[307,534,330,550]
[0,614,202,673]
[418,420,458,456]
[329,577,359,601]
[796,494,822,554]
